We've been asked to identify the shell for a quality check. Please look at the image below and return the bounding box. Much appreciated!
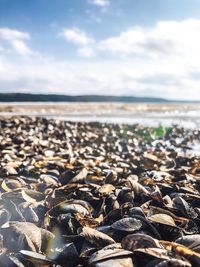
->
[154,259,191,267]
[80,227,115,248]
[111,217,142,232]
[176,235,200,253]
[94,257,134,267]
[134,247,169,260]
[88,243,132,264]
[148,214,177,227]
[121,233,161,251]
[20,250,54,266]
[2,222,43,252]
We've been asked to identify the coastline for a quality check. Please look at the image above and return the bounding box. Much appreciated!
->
[1,102,200,128]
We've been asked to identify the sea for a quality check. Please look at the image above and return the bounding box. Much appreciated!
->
[0,102,200,128]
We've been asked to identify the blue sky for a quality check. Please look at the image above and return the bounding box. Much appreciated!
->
[1,0,200,99]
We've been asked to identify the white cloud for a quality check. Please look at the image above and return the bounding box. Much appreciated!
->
[97,19,200,59]
[11,40,33,55]
[2,20,200,100]
[88,0,110,7]
[0,28,30,41]
[61,28,95,46]
[63,19,200,61]
[77,46,96,58]
[0,28,34,56]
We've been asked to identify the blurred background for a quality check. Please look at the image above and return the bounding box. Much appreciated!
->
[0,0,200,126]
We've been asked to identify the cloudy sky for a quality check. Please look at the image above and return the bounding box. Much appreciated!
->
[1,0,200,100]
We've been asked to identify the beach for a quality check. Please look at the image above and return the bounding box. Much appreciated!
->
[2,0,200,265]
[0,102,200,127]
[0,115,200,266]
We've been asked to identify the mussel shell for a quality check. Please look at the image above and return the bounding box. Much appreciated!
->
[80,241,96,258]
[111,217,142,232]
[94,257,134,267]
[154,259,191,267]
[80,227,115,248]
[2,222,42,252]
[127,179,149,196]
[147,214,176,227]
[18,203,39,223]
[48,200,92,217]
[48,242,79,266]
[98,184,115,196]
[21,189,45,203]
[88,243,132,264]
[0,209,11,226]
[40,174,59,186]
[134,247,169,260]
[0,254,24,267]
[1,178,25,192]
[20,250,54,266]
[176,235,200,253]
[121,233,161,251]
[9,255,26,267]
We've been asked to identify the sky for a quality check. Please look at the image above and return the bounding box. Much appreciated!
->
[1,0,200,100]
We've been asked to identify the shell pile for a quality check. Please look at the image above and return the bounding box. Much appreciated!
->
[0,116,200,266]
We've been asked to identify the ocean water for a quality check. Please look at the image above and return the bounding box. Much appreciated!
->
[0,102,200,128]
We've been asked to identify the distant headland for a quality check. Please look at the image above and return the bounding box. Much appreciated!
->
[0,93,170,102]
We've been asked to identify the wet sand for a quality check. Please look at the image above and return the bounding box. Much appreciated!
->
[0,102,200,116]
[0,102,200,127]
